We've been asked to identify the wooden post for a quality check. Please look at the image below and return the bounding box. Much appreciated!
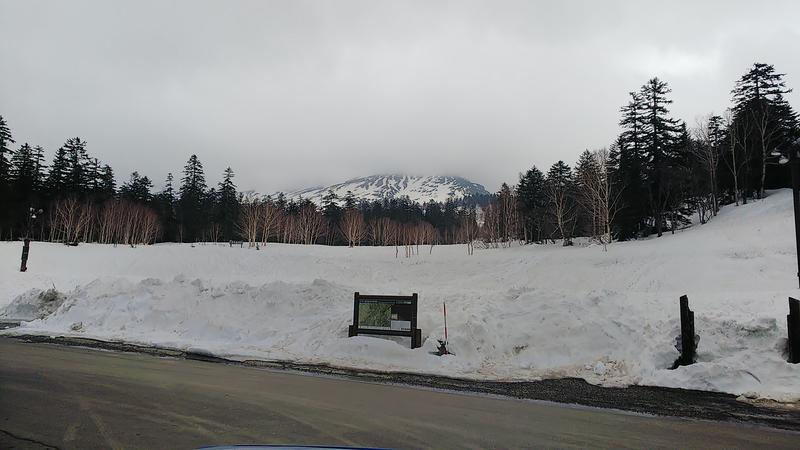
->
[20,238,30,272]
[789,297,800,364]
[678,295,696,366]
[410,293,420,349]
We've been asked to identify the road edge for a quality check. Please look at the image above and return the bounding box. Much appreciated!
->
[5,333,800,432]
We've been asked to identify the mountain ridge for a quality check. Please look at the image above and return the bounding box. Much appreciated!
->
[282,174,490,205]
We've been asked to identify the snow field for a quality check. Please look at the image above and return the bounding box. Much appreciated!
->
[1,190,799,400]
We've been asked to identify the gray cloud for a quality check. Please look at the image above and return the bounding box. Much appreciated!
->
[1,0,799,193]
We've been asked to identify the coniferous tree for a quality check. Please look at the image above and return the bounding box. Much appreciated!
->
[98,164,116,198]
[545,161,577,245]
[611,92,649,240]
[0,115,14,183]
[730,63,798,197]
[45,146,70,196]
[119,171,153,203]
[574,150,601,237]
[8,143,45,236]
[9,144,39,192]
[343,190,357,209]
[321,189,342,244]
[178,154,207,242]
[640,77,684,236]
[216,167,239,240]
[62,137,90,195]
[85,158,102,196]
[516,166,546,243]
[154,172,178,241]
[0,116,14,236]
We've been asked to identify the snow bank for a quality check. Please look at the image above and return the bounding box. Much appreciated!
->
[2,190,800,400]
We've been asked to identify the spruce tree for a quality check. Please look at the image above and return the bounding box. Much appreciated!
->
[9,142,45,201]
[119,171,153,202]
[0,115,14,183]
[178,154,207,242]
[731,63,797,197]
[545,160,576,244]
[516,166,546,242]
[343,190,357,209]
[574,150,600,237]
[611,91,649,240]
[321,189,341,218]
[98,164,116,198]
[155,172,177,241]
[62,137,90,194]
[45,146,70,196]
[8,143,45,235]
[216,167,239,240]
[640,77,684,236]
[0,116,14,235]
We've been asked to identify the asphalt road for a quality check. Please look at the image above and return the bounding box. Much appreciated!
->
[1,339,798,449]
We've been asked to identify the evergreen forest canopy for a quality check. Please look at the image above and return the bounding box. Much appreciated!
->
[0,63,797,249]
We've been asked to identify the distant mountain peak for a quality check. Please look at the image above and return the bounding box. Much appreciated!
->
[284,174,489,205]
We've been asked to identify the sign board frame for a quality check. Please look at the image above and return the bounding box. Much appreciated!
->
[348,292,422,349]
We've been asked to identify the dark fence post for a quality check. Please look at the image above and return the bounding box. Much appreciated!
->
[789,297,800,364]
[410,293,420,349]
[674,295,697,368]
[349,292,360,337]
[20,238,30,272]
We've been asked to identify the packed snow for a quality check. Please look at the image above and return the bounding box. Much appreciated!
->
[2,190,799,401]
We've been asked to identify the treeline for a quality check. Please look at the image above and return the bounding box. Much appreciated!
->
[480,62,799,247]
[235,190,481,252]
[0,124,481,246]
[0,62,797,250]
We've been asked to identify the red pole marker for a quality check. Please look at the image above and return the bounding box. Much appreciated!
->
[443,301,448,345]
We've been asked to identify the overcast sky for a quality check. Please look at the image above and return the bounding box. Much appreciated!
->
[1,0,799,193]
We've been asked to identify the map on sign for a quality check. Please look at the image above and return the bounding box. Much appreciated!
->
[358,299,412,331]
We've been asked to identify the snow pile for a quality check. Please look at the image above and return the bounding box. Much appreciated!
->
[2,288,67,321]
[2,190,800,400]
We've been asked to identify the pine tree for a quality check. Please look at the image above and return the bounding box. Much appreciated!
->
[575,150,601,237]
[0,116,15,235]
[162,172,175,203]
[178,154,207,242]
[62,137,90,194]
[98,164,116,198]
[0,115,15,184]
[8,143,45,235]
[321,189,342,244]
[545,161,577,245]
[619,91,646,156]
[216,167,239,240]
[611,91,650,240]
[119,171,153,202]
[640,77,684,236]
[86,158,101,195]
[516,166,546,242]
[155,172,178,242]
[32,146,47,189]
[45,146,70,196]
[9,142,46,200]
[321,189,341,218]
[343,190,357,209]
[731,63,797,197]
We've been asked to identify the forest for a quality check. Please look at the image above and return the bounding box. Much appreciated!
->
[0,62,797,251]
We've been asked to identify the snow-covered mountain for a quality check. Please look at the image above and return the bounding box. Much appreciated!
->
[284,174,489,205]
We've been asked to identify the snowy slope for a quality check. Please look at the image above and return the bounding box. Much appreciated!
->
[1,190,799,400]
[284,174,489,204]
